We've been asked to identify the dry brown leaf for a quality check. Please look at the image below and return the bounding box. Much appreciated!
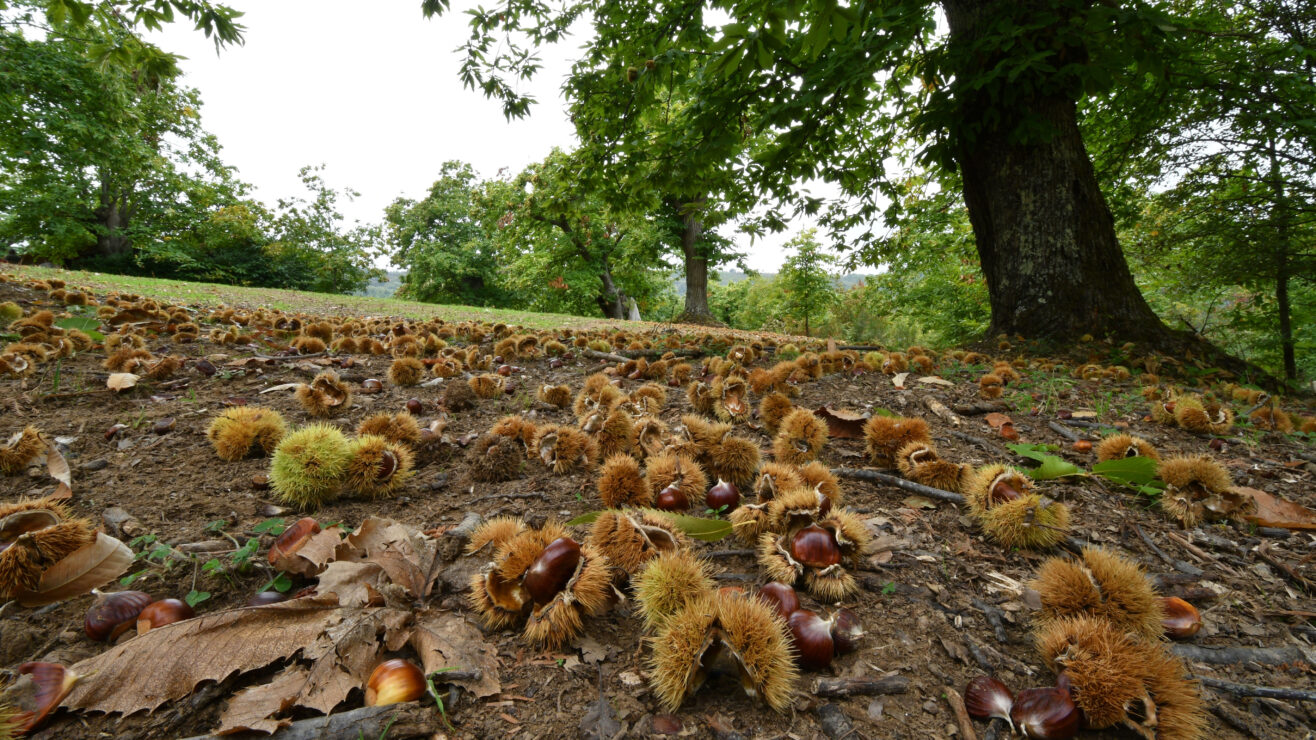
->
[813,406,870,440]
[984,412,1013,430]
[41,432,72,500]
[270,528,343,577]
[316,561,387,607]
[342,517,424,561]
[106,373,138,392]
[368,550,427,598]
[998,423,1020,441]
[213,665,307,735]
[16,532,131,607]
[63,597,347,715]
[1236,486,1316,530]
[891,372,909,389]
[409,612,502,698]
[917,376,955,387]
[296,609,395,714]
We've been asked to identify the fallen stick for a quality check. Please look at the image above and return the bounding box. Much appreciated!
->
[832,467,966,504]
[1058,418,1119,430]
[971,598,1011,644]
[948,429,996,450]
[179,702,434,740]
[1134,524,1204,577]
[952,403,1009,416]
[946,686,979,740]
[922,395,962,426]
[814,674,910,698]
[581,348,631,364]
[1171,643,1312,666]
[1196,676,1316,702]
[1047,420,1083,443]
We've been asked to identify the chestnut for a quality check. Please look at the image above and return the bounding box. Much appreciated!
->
[11,662,78,733]
[522,537,581,605]
[1010,686,1079,739]
[789,524,842,569]
[989,479,1023,505]
[247,590,288,606]
[365,658,425,706]
[757,582,800,621]
[787,609,835,671]
[1160,596,1202,639]
[705,479,740,511]
[136,598,195,635]
[85,590,152,641]
[654,482,689,512]
[268,517,320,565]
[827,608,864,654]
[964,675,1014,726]
[405,398,423,415]
[361,378,384,393]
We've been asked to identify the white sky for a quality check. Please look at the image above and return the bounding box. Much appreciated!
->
[150,0,806,273]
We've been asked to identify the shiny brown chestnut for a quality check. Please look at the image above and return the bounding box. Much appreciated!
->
[267,517,320,565]
[787,609,835,671]
[654,482,690,512]
[705,479,740,511]
[365,658,425,706]
[1160,596,1202,639]
[136,598,195,635]
[757,582,800,621]
[9,662,79,733]
[790,524,842,568]
[361,378,384,393]
[522,537,582,605]
[247,590,289,606]
[1010,686,1079,739]
[827,608,864,654]
[84,590,152,641]
[964,675,1014,726]
[405,398,423,415]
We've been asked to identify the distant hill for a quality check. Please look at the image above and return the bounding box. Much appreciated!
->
[670,269,871,294]
[358,270,405,298]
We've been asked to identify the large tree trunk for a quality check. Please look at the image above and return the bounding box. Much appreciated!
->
[596,264,627,320]
[667,196,721,326]
[94,181,130,258]
[943,0,1171,343]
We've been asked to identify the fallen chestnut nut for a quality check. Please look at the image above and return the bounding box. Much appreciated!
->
[790,524,842,569]
[549,358,564,369]
[85,590,152,641]
[361,378,384,393]
[1159,596,1202,639]
[1010,686,1079,739]
[827,608,864,654]
[365,658,425,706]
[195,359,217,376]
[405,398,423,415]
[137,598,195,635]
[268,517,320,565]
[989,479,1023,505]
[705,479,740,511]
[151,417,175,434]
[10,662,78,733]
[105,423,127,441]
[757,582,800,621]
[787,609,835,671]
[654,483,690,512]
[251,473,270,490]
[1072,439,1092,453]
[247,590,288,606]
[497,364,513,376]
[964,675,1014,726]
[522,537,582,605]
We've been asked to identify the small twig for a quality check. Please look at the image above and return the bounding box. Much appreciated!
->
[961,632,996,671]
[1057,419,1119,430]
[469,491,546,504]
[1046,421,1083,443]
[704,549,757,558]
[1197,676,1316,702]
[947,429,995,450]
[1171,643,1311,666]
[951,403,1008,416]
[813,675,910,698]
[1254,542,1312,591]
[1164,530,1238,575]
[581,348,631,364]
[832,468,966,504]
[1133,524,1204,576]
[946,687,979,740]
[970,598,1010,644]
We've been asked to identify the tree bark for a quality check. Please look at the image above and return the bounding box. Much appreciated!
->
[942,0,1174,344]
[668,196,721,325]
[1266,143,1297,380]
[95,181,130,258]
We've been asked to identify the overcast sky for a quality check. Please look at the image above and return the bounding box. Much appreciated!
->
[150,1,806,273]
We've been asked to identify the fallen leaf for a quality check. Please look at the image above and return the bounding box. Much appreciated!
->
[106,373,138,392]
[17,532,131,607]
[41,432,72,500]
[891,372,909,389]
[315,561,387,607]
[999,423,1020,441]
[409,612,502,698]
[298,608,391,714]
[1236,486,1316,530]
[813,406,870,439]
[902,495,938,510]
[64,597,347,715]
[917,376,954,387]
[578,635,610,664]
[213,665,307,735]
[270,528,342,577]
[984,413,1013,430]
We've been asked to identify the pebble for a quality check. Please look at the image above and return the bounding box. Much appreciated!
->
[80,458,109,472]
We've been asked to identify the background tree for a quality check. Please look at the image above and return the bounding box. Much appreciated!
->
[778,230,837,337]
[263,166,384,295]
[384,161,507,306]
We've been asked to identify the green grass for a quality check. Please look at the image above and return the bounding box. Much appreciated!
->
[3,265,627,331]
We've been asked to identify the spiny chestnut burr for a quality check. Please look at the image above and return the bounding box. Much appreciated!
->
[1160,596,1202,639]
[1010,687,1080,739]
[705,479,740,511]
[522,537,581,605]
[790,524,842,569]
[757,582,800,621]
[964,675,1014,727]
[655,482,690,512]
[268,517,320,565]
[787,609,835,671]
[365,658,425,706]
[84,590,152,641]
[136,598,195,635]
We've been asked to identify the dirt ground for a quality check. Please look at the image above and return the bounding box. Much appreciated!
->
[1,272,1313,740]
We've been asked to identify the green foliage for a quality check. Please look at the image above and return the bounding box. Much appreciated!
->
[263,166,384,295]
[1006,443,1082,480]
[777,230,837,337]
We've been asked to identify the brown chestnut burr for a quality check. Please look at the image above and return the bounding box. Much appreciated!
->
[84,590,152,641]
[705,479,740,511]
[654,482,690,512]
[787,609,835,671]
[267,517,320,565]
[522,537,582,605]
[1010,687,1079,739]
[790,524,842,569]
[964,675,1014,727]
[136,598,195,635]
[1160,596,1202,639]
[757,582,800,621]
[365,658,425,706]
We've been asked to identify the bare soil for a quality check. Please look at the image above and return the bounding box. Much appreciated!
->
[1,273,1313,740]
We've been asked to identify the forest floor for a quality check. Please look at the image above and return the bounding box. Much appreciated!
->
[0,267,1313,740]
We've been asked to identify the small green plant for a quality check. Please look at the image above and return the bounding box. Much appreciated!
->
[425,667,460,731]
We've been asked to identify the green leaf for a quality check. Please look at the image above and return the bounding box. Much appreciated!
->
[55,316,100,333]
[251,517,287,535]
[651,512,734,542]
[1091,456,1158,486]
[871,407,898,418]
[1029,455,1083,480]
[184,589,211,608]
[566,511,602,526]
[1006,442,1061,461]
